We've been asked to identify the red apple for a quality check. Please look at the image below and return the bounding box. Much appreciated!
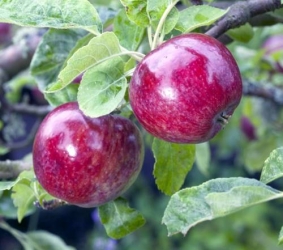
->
[33,102,144,207]
[129,33,242,143]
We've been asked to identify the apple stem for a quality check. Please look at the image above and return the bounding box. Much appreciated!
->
[147,27,153,49]
[119,47,145,62]
[151,0,180,50]
[34,199,68,210]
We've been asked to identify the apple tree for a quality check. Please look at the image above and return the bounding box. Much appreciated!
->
[0,0,283,249]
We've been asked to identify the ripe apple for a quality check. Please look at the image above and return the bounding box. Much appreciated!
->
[262,34,283,73]
[33,102,144,207]
[129,33,242,143]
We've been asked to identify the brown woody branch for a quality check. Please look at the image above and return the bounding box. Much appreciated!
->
[0,160,32,179]
[190,0,203,5]
[243,80,283,106]
[0,28,52,117]
[206,0,283,38]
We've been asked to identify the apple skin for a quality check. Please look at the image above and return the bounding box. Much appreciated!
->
[129,33,242,143]
[33,102,144,207]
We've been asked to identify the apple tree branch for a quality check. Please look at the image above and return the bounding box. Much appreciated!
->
[206,0,283,38]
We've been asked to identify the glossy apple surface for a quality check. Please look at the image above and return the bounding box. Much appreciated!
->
[33,102,144,207]
[129,33,242,143]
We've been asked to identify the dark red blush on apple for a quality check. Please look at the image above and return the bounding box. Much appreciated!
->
[129,33,242,143]
[33,102,144,207]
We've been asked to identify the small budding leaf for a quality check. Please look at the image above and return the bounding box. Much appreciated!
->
[0,0,102,34]
[260,147,283,184]
[98,197,145,239]
[46,32,122,92]
[163,177,282,236]
[175,5,228,33]
[77,57,127,118]
[152,138,195,196]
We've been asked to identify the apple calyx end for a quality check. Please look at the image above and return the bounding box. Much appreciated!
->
[217,112,231,128]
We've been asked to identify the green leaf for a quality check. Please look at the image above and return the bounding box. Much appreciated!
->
[162,177,281,236]
[124,57,136,72]
[147,0,179,34]
[195,142,210,175]
[0,170,34,191]
[46,32,122,92]
[12,183,36,222]
[0,221,75,250]
[4,170,54,222]
[260,147,283,184]
[62,33,95,70]
[77,57,127,118]
[44,83,79,106]
[279,227,283,245]
[26,231,76,250]
[30,29,87,91]
[120,0,149,27]
[98,197,146,239]
[163,7,180,35]
[175,5,228,33]
[0,181,18,191]
[152,138,195,196]
[226,23,254,43]
[114,9,145,51]
[0,195,18,219]
[10,171,36,222]
[0,0,102,34]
